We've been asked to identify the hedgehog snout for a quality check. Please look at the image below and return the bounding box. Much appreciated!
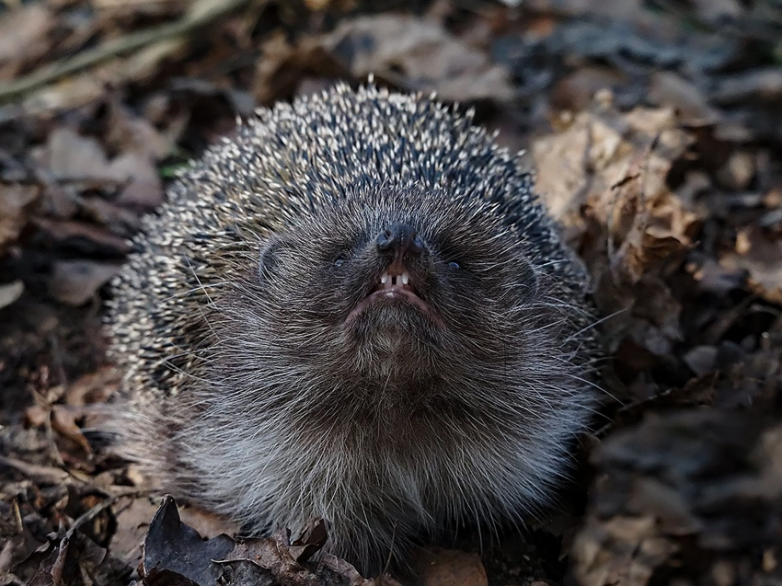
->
[374,222,429,297]
[376,222,425,259]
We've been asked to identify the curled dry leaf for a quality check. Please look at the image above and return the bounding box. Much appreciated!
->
[534,103,696,244]
[24,404,94,460]
[141,496,384,586]
[61,366,120,406]
[533,101,699,362]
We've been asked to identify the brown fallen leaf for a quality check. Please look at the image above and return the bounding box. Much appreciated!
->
[26,533,104,586]
[40,126,164,211]
[44,128,116,183]
[721,225,782,305]
[323,14,514,103]
[32,217,131,255]
[62,366,120,406]
[12,499,132,585]
[0,4,53,81]
[48,260,122,307]
[104,99,172,161]
[712,67,782,106]
[253,31,350,105]
[24,402,99,466]
[570,409,782,586]
[0,182,39,252]
[112,497,241,576]
[140,496,388,586]
[108,151,164,209]
[570,516,677,586]
[648,71,721,127]
[533,98,699,367]
[49,406,94,459]
[536,103,696,241]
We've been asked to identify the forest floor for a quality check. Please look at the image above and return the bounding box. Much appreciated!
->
[1,0,781,585]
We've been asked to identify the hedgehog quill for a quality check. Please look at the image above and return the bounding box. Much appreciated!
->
[107,83,598,574]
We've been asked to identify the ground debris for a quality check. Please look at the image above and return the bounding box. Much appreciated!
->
[571,408,782,586]
[534,99,698,384]
[139,496,396,586]
[0,0,781,583]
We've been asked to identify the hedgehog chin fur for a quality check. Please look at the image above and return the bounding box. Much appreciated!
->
[106,82,599,576]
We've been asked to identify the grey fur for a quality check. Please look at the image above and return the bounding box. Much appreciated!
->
[106,83,597,573]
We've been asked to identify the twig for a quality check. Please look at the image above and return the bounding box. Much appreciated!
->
[0,455,70,484]
[0,0,255,102]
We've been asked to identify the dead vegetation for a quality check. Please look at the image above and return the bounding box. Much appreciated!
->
[0,0,781,584]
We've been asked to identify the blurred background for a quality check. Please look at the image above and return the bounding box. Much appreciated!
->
[1,1,781,584]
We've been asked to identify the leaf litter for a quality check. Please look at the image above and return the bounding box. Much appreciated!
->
[0,0,781,584]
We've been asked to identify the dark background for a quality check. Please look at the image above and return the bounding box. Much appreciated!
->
[1,1,781,584]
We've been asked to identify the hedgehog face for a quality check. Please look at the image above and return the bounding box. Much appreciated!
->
[252,185,543,387]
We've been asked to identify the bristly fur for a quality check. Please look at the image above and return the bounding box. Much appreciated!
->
[106,83,598,574]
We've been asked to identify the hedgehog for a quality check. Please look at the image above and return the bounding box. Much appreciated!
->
[106,83,598,574]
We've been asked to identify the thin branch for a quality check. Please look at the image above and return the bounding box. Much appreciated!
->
[0,0,255,102]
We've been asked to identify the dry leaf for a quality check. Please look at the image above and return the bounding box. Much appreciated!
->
[140,497,380,585]
[0,183,39,251]
[48,260,122,306]
[0,4,53,80]
[571,410,782,586]
[323,14,514,103]
[721,226,782,304]
[45,128,115,182]
[533,101,698,361]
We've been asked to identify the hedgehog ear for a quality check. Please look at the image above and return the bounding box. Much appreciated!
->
[258,236,294,284]
[517,256,540,303]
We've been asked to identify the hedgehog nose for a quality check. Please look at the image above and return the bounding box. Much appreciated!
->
[377,223,424,257]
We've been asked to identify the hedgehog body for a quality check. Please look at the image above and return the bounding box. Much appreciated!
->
[107,84,597,573]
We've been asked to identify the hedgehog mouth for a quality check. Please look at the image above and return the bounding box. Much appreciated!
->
[346,270,441,325]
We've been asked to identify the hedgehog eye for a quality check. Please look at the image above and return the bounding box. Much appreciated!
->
[448,261,460,270]
[332,249,354,267]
